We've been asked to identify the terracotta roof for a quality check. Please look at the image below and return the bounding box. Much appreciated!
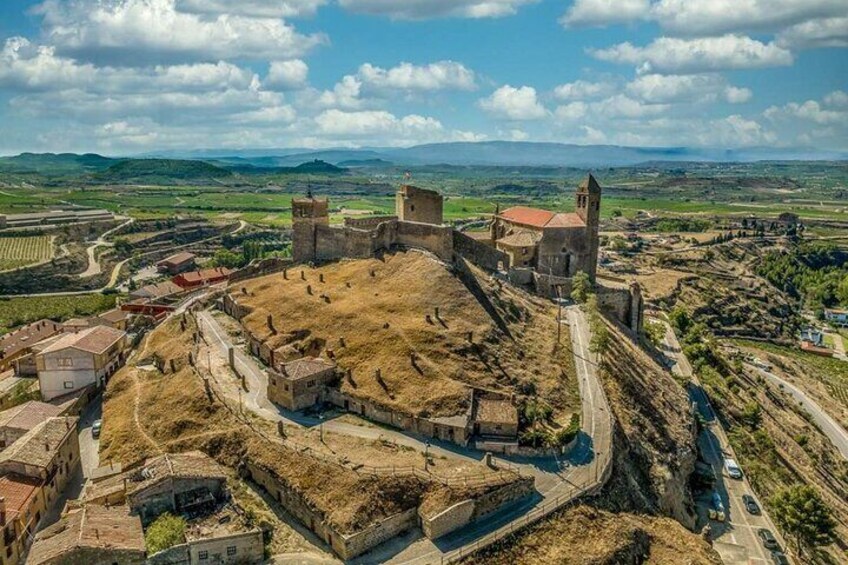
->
[0,474,42,522]
[579,174,602,195]
[0,416,77,470]
[475,395,518,425]
[157,252,195,266]
[281,357,336,381]
[27,505,145,565]
[546,212,586,228]
[39,325,125,356]
[62,318,92,329]
[0,320,63,360]
[132,280,184,300]
[176,267,233,284]
[98,308,131,324]
[499,207,585,229]
[125,451,227,496]
[0,401,63,433]
[497,230,541,248]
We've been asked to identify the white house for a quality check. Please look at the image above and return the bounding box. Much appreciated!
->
[35,326,127,401]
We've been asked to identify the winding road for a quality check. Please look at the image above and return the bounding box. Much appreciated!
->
[196,305,613,564]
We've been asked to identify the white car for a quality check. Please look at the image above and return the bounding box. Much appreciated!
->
[724,458,743,479]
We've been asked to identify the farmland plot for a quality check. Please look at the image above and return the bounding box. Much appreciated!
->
[0,236,54,271]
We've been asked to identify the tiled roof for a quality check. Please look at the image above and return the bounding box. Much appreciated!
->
[62,318,92,328]
[126,451,227,496]
[546,212,585,228]
[0,320,63,360]
[499,207,585,229]
[157,252,195,266]
[39,325,125,356]
[0,401,63,432]
[98,309,131,324]
[475,395,518,425]
[0,416,77,469]
[176,267,233,284]
[0,474,42,521]
[281,357,336,381]
[133,280,184,299]
[27,505,145,565]
[497,230,541,248]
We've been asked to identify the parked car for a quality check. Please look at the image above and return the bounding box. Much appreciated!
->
[91,420,102,439]
[709,492,726,522]
[724,458,743,479]
[771,551,790,565]
[758,528,779,550]
[742,494,760,515]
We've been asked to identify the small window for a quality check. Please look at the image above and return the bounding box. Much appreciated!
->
[284,383,290,391]
[63,381,75,389]
[271,378,276,386]
[227,546,237,557]
[58,358,74,367]
[198,550,209,560]
[307,380,315,388]
[410,204,415,212]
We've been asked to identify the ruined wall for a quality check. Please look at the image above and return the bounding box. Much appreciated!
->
[229,257,292,284]
[597,282,643,334]
[396,185,443,225]
[221,294,253,321]
[395,221,454,262]
[339,508,418,560]
[344,215,397,229]
[454,231,510,271]
[533,272,573,299]
[314,224,374,262]
[422,499,475,540]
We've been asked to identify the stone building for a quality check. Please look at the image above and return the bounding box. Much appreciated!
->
[156,251,197,275]
[471,392,519,440]
[0,474,46,565]
[490,174,602,279]
[0,401,63,449]
[268,357,337,411]
[396,185,443,224]
[0,320,63,374]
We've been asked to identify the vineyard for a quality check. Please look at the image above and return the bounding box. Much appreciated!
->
[0,294,117,334]
[0,236,54,271]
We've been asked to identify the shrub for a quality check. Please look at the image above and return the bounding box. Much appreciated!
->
[145,513,186,555]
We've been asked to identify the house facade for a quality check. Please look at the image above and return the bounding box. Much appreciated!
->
[0,474,46,565]
[268,357,337,411]
[156,252,196,275]
[35,326,127,401]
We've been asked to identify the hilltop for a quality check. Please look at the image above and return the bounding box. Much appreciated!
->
[90,158,232,184]
[232,251,580,423]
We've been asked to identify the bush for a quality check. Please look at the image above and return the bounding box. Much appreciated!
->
[144,513,186,555]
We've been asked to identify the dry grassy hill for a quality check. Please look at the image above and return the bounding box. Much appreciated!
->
[233,250,578,423]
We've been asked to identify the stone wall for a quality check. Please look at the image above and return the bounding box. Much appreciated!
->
[339,508,418,560]
[453,231,510,271]
[188,529,264,565]
[314,224,374,262]
[395,221,454,262]
[597,282,643,334]
[420,476,535,540]
[344,215,397,229]
[221,294,253,321]
[229,257,293,284]
[396,185,443,225]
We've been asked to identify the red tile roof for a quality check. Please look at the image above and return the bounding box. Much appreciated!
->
[0,320,63,361]
[0,474,42,522]
[40,325,125,356]
[175,267,233,285]
[499,207,585,229]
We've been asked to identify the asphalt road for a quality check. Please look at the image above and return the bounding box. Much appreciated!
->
[196,306,613,564]
[656,320,791,565]
[750,364,848,460]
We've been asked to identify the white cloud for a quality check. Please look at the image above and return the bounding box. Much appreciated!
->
[824,90,848,108]
[337,0,538,19]
[265,60,309,91]
[553,79,616,100]
[591,94,669,118]
[590,35,793,74]
[175,0,327,18]
[314,75,364,109]
[33,0,327,64]
[561,0,650,27]
[553,101,588,121]
[625,73,750,103]
[776,17,848,48]
[478,85,548,120]
[765,99,848,125]
[357,61,476,92]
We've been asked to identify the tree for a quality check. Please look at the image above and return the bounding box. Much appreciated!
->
[668,307,691,336]
[771,485,836,558]
[571,271,592,303]
[144,513,186,555]
[113,238,133,258]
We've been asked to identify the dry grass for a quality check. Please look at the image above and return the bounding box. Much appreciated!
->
[464,505,721,565]
[632,269,694,301]
[234,251,578,422]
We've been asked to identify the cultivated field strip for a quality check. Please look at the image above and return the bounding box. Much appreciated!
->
[0,235,54,271]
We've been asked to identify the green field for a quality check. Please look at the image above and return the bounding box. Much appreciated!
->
[0,294,118,334]
[0,235,54,271]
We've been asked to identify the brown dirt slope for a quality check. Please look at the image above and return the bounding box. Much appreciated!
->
[599,320,698,529]
[233,250,578,422]
[465,505,720,565]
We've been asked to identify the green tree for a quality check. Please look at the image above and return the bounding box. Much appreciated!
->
[113,237,133,257]
[668,307,691,336]
[144,513,186,555]
[740,402,762,429]
[571,271,592,303]
[771,485,836,558]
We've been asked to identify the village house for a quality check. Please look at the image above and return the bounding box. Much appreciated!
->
[155,251,196,275]
[472,392,519,440]
[825,308,848,327]
[490,174,602,280]
[0,321,63,374]
[97,308,132,331]
[173,267,233,290]
[0,474,46,565]
[0,416,79,511]
[128,280,184,302]
[0,401,62,449]
[35,326,127,401]
[25,504,145,565]
[267,357,337,411]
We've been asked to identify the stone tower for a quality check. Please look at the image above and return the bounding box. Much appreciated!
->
[396,185,444,225]
[292,194,329,263]
[576,174,602,280]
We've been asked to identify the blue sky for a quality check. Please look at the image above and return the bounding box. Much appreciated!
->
[0,0,846,154]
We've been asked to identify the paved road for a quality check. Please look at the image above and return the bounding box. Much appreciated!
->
[656,320,790,565]
[749,364,848,460]
[197,306,613,564]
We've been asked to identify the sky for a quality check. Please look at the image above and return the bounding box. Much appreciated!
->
[0,0,846,155]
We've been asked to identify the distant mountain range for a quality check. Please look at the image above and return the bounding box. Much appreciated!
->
[141,141,848,168]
